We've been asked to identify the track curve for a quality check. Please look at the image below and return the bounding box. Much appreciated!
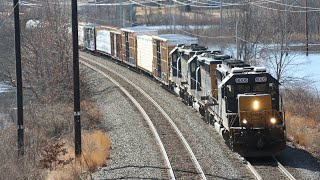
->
[81,56,207,179]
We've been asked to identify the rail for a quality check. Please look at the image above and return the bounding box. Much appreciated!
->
[244,156,296,180]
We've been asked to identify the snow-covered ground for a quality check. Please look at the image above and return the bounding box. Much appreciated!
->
[0,82,14,93]
[0,82,15,129]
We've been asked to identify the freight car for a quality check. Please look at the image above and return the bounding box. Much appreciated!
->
[81,24,286,157]
[121,26,158,67]
[137,34,198,85]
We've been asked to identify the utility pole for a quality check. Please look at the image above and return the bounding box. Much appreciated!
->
[220,0,223,50]
[71,0,81,157]
[284,0,288,56]
[172,1,176,34]
[236,21,239,60]
[305,0,309,56]
[220,0,223,29]
[13,0,24,157]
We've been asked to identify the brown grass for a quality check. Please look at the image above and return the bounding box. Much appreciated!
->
[81,100,103,126]
[285,110,320,154]
[283,87,320,155]
[47,130,112,179]
[81,130,112,171]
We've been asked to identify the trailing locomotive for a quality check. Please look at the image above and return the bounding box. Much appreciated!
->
[82,24,286,157]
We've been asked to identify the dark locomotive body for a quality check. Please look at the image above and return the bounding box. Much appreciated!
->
[82,24,286,157]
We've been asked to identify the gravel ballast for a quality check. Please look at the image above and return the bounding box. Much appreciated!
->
[85,67,167,179]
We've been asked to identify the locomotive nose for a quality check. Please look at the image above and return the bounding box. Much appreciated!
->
[238,94,273,127]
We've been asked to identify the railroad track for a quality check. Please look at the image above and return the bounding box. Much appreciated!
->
[80,56,207,180]
[245,156,296,180]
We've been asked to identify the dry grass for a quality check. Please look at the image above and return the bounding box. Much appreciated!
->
[284,87,320,155]
[81,130,112,171]
[81,100,103,128]
[47,130,112,179]
[0,100,107,179]
[285,113,320,152]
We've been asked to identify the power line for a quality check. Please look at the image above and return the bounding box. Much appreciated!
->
[263,0,320,10]
[0,1,20,30]
[252,2,320,12]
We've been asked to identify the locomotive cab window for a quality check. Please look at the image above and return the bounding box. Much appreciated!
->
[253,83,267,92]
[237,84,250,93]
[191,63,196,72]
[183,54,189,60]
[172,53,178,76]
[268,82,278,95]
[226,85,234,97]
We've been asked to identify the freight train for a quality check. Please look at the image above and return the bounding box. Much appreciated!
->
[80,24,286,157]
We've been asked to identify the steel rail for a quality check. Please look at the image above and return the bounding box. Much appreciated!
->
[245,156,296,180]
[81,56,207,180]
[273,156,296,180]
[244,158,262,180]
[81,61,175,180]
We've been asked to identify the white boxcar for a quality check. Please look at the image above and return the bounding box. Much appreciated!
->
[137,35,153,74]
[121,26,158,67]
[78,22,86,48]
[95,26,112,55]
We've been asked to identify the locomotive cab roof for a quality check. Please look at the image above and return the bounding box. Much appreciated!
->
[196,51,228,65]
[169,44,208,56]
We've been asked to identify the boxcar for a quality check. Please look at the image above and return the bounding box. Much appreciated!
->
[83,25,96,51]
[95,26,112,55]
[121,26,158,67]
[95,26,122,59]
[78,22,86,48]
[152,34,198,85]
[110,29,122,61]
[137,35,153,74]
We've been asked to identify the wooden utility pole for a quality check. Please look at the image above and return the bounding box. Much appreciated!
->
[71,0,81,157]
[305,0,309,56]
[236,21,239,60]
[220,0,223,51]
[220,0,223,35]
[13,0,24,157]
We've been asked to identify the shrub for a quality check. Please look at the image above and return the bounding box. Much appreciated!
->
[47,130,111,179]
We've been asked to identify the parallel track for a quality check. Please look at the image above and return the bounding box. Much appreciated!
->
[81,56,207,179]
[245,156,296,180]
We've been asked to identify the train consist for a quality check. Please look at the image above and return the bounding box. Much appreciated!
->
[81,24,286,157]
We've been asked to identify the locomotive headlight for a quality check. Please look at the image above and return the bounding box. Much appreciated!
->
[252,100,260,111]
[270,118,276,124]
[242,119,248,124]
